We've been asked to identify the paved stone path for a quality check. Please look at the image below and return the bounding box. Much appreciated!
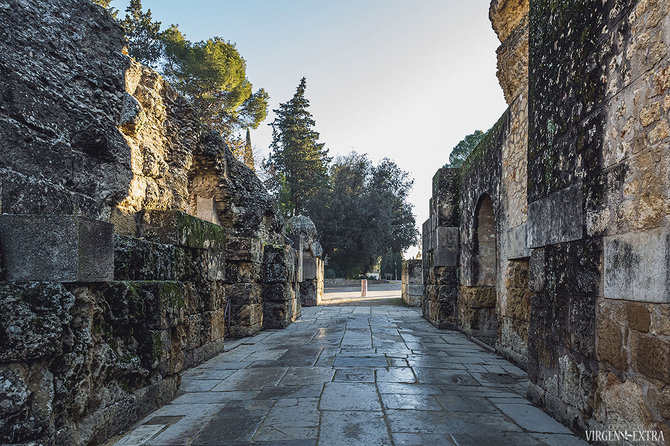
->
[113,298,588,445]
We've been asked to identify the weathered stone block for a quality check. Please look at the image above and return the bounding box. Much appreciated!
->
[505,223,529,259]
[604,230,670,303]
[226,260,260,283]
[140,210,226,250]
[299,280,318,306]
[0,283,75,361]
[527,183,583,248]
[303,257,318,280]
[226,236,262,263]
[263,245,295,284]
[597,318,626,370]
[626,303,651,333]
[0,214,113,282]
[434,227,459,267]
[263,283,291,303]
[632,332,670,383]
[113,235,177,281]
[226,283,262,306]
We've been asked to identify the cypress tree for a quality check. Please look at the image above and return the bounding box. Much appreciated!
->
[244,128,255,171]
[266,77,331,215]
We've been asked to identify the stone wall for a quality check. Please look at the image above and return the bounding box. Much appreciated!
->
[401,259,423,306]
[421,0,670,440]
[0,0,301,444]
[527,0,670,437]
[422,168,460,328]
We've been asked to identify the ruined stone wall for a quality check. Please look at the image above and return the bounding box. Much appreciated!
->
[422,168,460,328]
[0,0,300,444]
[401,259,423,306]
[424,0,670,439]
[527,0,670,437]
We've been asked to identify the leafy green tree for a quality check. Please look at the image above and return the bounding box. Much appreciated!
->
[306,152,418,278]
[445,130,485,168]
[120,0,162,68]
[161,26,269,138]
[265,77,331,216]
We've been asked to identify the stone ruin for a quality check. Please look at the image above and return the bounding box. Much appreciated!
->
[0,0,305,444]
[419,0,670,439]
[285,215,325,307]
[401,259,422,307]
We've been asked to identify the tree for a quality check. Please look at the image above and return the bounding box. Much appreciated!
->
[380,251,403,280]
[120,0,162,68]
[161,26,269,138]
[445,130,486,168]
[265,77,331,216]
[306,152,418,278]
[244,128,255,171]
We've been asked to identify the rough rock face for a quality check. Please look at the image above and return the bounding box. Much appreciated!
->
[0,0,301,444]
[0,0,132,219]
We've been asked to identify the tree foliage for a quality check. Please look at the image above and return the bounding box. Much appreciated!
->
[102,0,268,157]
[161,26,269,138]
[306,152,418,278]
[120,0,162,68]
[444,130,485,168]
[265,77,331,216]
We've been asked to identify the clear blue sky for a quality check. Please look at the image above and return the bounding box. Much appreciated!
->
[112,0,507,257]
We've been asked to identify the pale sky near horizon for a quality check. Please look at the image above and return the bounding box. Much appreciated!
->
[111,0,508,258]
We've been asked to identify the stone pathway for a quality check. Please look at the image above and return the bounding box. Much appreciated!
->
[113,300,588,446]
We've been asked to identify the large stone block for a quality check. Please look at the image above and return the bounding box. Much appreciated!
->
[527,183,583,248]
[434,226,459,267]
[505,223,529,259]
[0,283,75,361]
[0,214,113,282]
[604,229,670,303]
[140,210,226,250]
[303,257,319,280]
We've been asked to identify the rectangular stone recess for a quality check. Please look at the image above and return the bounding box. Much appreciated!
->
[604,230,670,303]
[303,257,318,280]
[505,223,529,259]
[0,214,113,282]
[141,210,226,250]
[434,226,459,267]
[527,183,583,248]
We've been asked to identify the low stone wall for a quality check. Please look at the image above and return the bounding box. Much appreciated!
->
[401,259,423,306]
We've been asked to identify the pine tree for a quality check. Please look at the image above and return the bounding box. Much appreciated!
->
[161,27,269,138]
[244,128,255,171]
[266,77,331,216]
[120,0,162,68]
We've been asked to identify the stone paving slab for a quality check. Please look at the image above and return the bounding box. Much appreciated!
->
[111,301,589,446]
